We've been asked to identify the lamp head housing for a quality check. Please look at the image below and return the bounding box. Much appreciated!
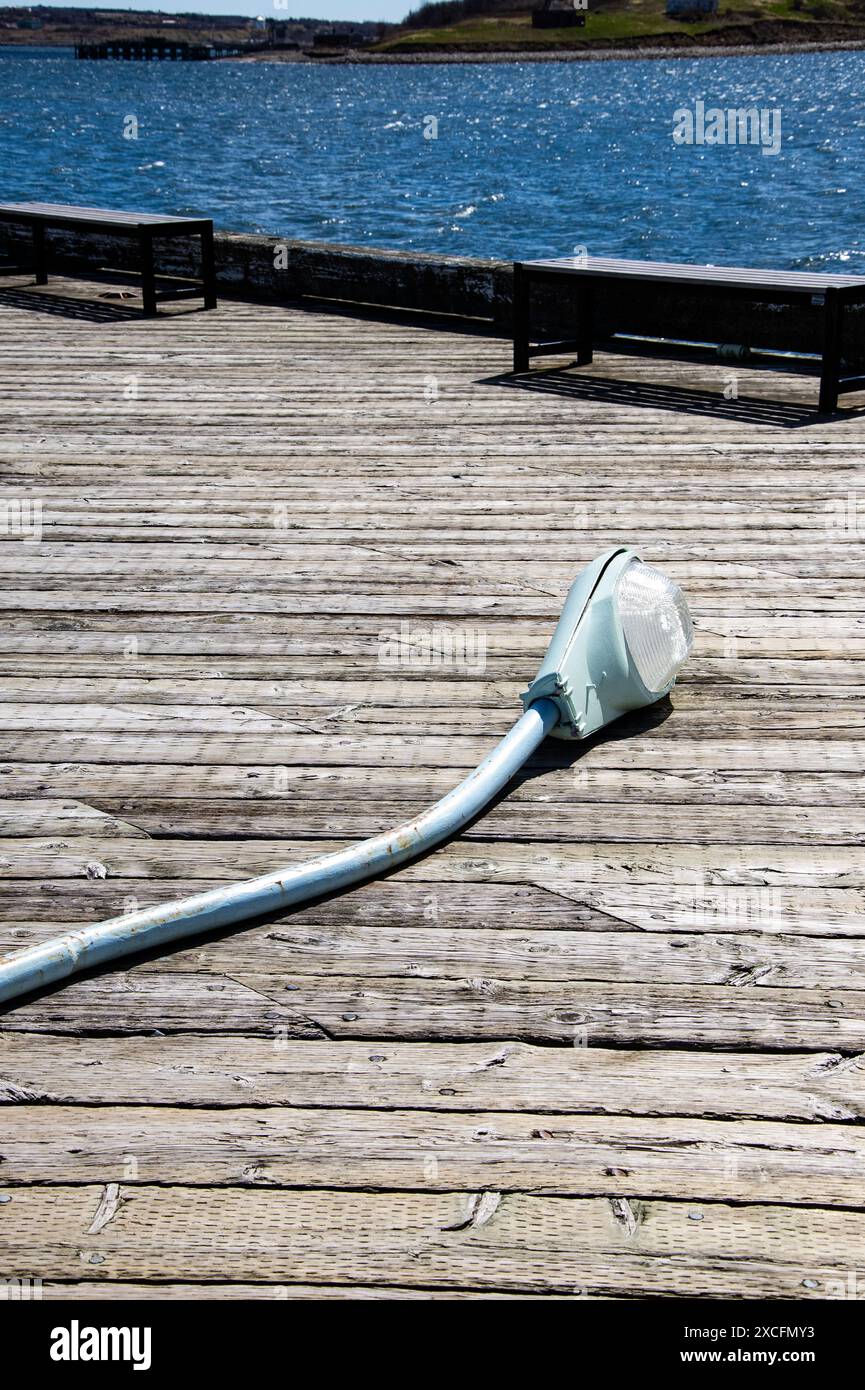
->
[521,547,693,740]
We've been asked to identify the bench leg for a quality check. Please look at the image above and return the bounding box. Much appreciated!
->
[512,264,530,373]
[200,224,217,310]
[576,284,594,366]
[139,231,157,317]
[819,288,842,414]
[32,223,48,285]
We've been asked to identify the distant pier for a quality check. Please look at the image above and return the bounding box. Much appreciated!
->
[74,38,266,61]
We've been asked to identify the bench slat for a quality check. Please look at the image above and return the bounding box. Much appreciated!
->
[522,255,865,294]
[0,202,209,229]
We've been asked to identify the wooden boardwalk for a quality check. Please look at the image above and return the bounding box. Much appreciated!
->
[1,272,864,1300]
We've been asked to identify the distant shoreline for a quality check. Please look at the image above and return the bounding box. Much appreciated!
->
[230,37,865,65]
[4,34,865,66]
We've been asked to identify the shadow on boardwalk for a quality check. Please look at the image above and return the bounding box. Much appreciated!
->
[0,283,142,323]
[482,365,859,428]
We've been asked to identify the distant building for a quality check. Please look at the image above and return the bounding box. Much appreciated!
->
[312,27,374,46]
[666,0,718,15]
[532,0,586,30]
[267,17,383,49]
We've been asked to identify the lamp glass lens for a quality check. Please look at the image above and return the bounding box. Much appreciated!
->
[616,559,694,694]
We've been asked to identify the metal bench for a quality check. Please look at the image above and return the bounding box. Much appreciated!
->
[0,201,217,317]
[512,255,865,413]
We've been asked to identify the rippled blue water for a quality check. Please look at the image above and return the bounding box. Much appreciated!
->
[2,44,864,270]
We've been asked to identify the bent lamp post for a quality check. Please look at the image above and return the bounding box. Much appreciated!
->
[0,547,693,1006]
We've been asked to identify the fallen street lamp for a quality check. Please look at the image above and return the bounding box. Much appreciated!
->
[0,547,693,1006]
[521,545,694,739]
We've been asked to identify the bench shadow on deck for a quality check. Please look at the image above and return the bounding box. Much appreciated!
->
[484,360,865,427]
[0,275,864,1301]
[0,283,143,324]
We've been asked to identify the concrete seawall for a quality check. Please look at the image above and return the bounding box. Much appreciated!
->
[1,223,862,361]
[0,224,513,328]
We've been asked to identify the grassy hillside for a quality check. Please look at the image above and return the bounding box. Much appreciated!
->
[376,0,865,53]
[0,6,379,48]
[0,6,263,46]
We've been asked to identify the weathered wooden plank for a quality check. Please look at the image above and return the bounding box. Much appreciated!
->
[0,541,862,569]
[0,879,862,938]
[3,760,864,807]
[2,969,863,1049]
[4,610,860,634]
[0,459,853,489]
[0,1185,856,1297]
[1,763,863,809]
[0,623,863,661]
[2,919,862,991]
[2,587,864,615]
[5,1106,865,1206]
[1,794,860,845]
[3,709,863,747]
[0,836,856,886]
[0,800,149,839]
[3,731,861,771]
[0,971,322,1037]
[6,467,848,490]
[2,684,864,726]
[104,924,865,991]
[0,497,845,516]
[3,1035,861,1121]
[0,607,859,628]
[8,557,865,595]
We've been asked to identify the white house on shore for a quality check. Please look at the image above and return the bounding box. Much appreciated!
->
[531,0,587,30]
